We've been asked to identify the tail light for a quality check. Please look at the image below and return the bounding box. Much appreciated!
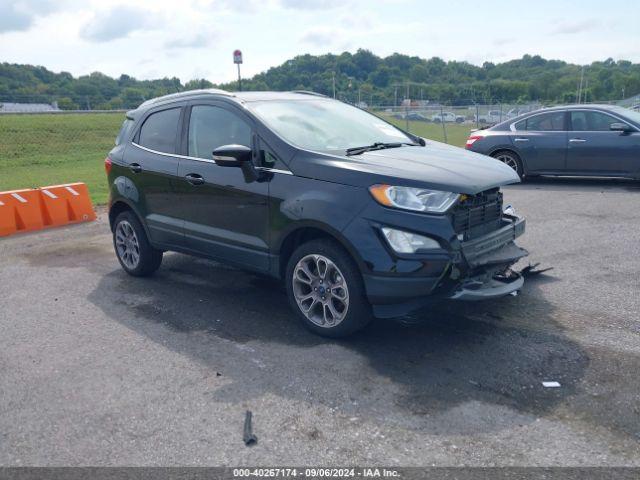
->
[104,157,112,174]
[465,135,484,149]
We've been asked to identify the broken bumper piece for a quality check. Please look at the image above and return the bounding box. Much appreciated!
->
[448,273,524,301]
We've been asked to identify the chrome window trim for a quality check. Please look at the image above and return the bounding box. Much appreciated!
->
[255,167,294,175]
[131,142,293,175]
[510,108,639,133]
[133,142,205,161]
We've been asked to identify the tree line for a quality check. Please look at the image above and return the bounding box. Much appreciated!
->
[1,50,639,110]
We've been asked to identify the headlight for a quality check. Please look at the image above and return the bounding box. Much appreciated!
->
[381,227,441,253]
[369,184,459,213]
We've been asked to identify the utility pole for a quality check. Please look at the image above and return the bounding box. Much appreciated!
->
[584,78,589,103]
[394,86,398,107]
[577,65,585,104]
[332,71,336,99]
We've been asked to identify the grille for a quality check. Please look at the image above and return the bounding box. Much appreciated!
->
[451,188,503,240]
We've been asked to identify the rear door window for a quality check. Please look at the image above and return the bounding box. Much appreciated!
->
[517,112,565,131]
[138,107,181,154]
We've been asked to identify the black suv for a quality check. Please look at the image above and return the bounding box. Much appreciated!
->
[106,89,527,337]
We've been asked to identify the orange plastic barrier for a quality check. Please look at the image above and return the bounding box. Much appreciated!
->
[0,183,96,237]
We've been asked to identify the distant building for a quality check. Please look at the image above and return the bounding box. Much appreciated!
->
[0,102,60,112]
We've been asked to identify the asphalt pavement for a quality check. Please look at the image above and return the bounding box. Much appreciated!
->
[1,177,639,466]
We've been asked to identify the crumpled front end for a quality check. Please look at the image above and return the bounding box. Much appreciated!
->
[448,213,528,301]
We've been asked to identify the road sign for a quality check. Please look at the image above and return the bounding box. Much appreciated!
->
[233,50,243,64]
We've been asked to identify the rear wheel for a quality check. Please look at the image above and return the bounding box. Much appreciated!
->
[286,239,371,337]
[113,211,163,276]
[492,150,524,179]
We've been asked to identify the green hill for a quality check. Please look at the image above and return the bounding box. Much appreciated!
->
[2,51,639,109]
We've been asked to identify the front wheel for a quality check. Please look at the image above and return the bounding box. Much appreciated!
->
[285,239,372,337]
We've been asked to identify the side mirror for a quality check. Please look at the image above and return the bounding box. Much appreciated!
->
[610,122,632,133]
[212,144,252,167]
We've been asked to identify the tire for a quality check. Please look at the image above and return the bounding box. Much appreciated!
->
[112,210,163,277]
[492,150,524,180]
[285,239,372,338]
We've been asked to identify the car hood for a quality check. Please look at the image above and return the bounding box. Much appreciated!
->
[290,140,520,194]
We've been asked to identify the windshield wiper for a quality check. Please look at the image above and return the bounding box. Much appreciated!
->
[346,142,419,156]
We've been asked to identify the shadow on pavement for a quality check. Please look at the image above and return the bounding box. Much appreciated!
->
[87,253,596,436]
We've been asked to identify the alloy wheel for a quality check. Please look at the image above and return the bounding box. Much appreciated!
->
[495,153,520,175]
[115,220,140,270]
[292,254,350,328]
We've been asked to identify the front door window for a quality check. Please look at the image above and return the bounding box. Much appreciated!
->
[188,106,252,160]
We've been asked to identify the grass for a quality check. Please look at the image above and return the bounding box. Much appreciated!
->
[380,114,473,147]
[0,112,123,204]
[0,111,473,205]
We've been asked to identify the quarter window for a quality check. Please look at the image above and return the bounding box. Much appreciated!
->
[138,108,181,154]
[115,118,134,145]
[516,112,565,131]
[188,106,252,160]
[571,111,620,131]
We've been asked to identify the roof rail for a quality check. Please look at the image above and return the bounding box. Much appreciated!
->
[138,88,233,108]
[291,90,328,98]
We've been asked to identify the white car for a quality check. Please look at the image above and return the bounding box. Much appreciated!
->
[431,111,464,123]
[475,110,503,124]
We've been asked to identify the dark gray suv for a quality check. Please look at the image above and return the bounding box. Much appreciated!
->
[106,89,527,337]
[465,105,640,179]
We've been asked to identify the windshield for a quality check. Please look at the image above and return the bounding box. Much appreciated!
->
[247,99,413,151]
[612,106,640,126]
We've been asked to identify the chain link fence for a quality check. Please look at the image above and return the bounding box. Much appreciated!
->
[0,98,632,202]
[0,110,125,202]
[369,103,544,146]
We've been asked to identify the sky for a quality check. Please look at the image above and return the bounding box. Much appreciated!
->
[0,0,638,83]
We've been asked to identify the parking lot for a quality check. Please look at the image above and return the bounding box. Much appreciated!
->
[1,177,639,466]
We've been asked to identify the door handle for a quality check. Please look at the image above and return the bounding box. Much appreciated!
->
[514,138,529,142]
[569,138,587,143]
[185,173,205,186]
[129,163,142,173]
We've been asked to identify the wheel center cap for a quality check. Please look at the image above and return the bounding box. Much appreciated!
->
[318,285,327,296]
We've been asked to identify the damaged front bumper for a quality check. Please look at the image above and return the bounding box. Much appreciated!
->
[460,215,527,267]
[448,215,528,301]
[366,214,529,319]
